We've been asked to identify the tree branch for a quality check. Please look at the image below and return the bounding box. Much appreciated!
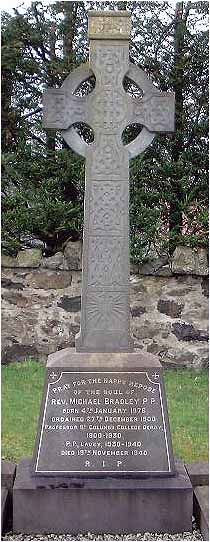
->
[27,131,45,146]
[23,107,42,119]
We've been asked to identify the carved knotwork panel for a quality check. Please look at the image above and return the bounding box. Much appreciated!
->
[87,236,128,289]
[133,94,175,133]
[86,135,129,180]
[91,89,128,131]
[88,182,128,234]
[91,45,128,89]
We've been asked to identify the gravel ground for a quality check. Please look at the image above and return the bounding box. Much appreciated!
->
[2,524,203,542]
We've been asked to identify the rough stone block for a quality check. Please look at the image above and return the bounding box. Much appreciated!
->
[1,487,9,535]
[186,461,209,487]
[157,299,184,318]
[64,240,82,270]
[172,246,209,276]
[13,458,192,535]
[193,486,209,541]
[1,460,16,534]
[16,248,42,268]
[1,460,16,490]
[26,270,72,289]
[1,255,17,268]
[172,322,208,342]
[41,252,68,270]
[57,295,81,312]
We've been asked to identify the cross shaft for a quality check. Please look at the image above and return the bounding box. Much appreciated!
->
[43,11,175,352]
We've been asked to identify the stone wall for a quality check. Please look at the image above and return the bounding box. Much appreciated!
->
[1,243,209,369]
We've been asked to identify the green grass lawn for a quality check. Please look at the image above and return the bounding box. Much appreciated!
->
[1,361,208,463]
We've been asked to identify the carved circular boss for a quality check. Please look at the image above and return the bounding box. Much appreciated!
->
[60,62,156,160]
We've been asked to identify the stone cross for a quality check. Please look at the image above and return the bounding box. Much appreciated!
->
[43,11,175,353]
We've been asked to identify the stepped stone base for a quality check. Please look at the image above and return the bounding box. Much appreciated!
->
[194,486,209,541]
[1,488,9,535]
[1,460,16,534]
[186,461,209,487]
[13,458,192,535]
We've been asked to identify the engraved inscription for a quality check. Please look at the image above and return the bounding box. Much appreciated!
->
[89,16,131,39]
[34,370,172,474]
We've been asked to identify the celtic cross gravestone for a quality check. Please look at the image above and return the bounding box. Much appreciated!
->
[14,11,193,536]
[43,10,175,353]
[29,9,178,481]
[32,10,176,478]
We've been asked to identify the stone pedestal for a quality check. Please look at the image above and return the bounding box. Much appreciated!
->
[13,349,193,534]
[13,458,192,535]
[32,349,175,476]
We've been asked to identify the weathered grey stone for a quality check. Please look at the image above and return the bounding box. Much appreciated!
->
[14,458,192,535]
[131,304,146,317]
[147,341,167,355]
[1,291,29,307]
[16,248,42,268]
[57,295,81,312]
[182,306,209,323]
[1,487,9,535]
[201,277,209,298]
[133,322,161,340]
[64,240,82,270]
[186,462,209,487]
[41,252,68,270]
[153,265,173,276]
[167,287,192,296]
[162,348,208,369]
[193,486,209,541]
[130,276,147,293]
[172,322,209,342]
[43,10,174,353]
[2,277,24,290]
[26,270,72,289]
[157,299,184,318]
[1,254,17,268]
[1,268,209,367]
[138,258,172,277]
[172,246,209,276]
[1,460,16,490]
[162,351,197,368]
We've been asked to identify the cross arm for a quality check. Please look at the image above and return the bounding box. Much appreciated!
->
[125,64,175,134]
[42,63,93,131]
[130,92,175,133]
[43,89,89,130]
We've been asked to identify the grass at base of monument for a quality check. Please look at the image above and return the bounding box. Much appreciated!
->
[1,360,209,463]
